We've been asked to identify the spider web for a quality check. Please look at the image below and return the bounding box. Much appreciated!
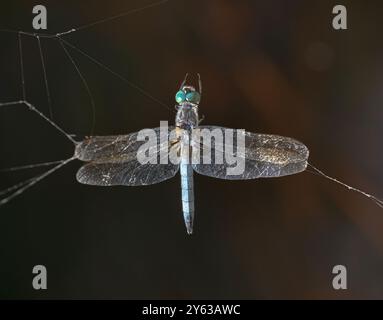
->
[0,0,172,205]
[0,0,382,210]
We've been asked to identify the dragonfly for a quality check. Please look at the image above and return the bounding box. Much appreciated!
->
[74,74,309,234]
[1,1,381,235]
[2,75,382,235]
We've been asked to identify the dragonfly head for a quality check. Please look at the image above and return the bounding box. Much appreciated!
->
[175,86,201,106]
[175,74,202,106]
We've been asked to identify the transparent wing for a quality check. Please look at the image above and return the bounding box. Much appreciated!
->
[76,126,180,186]
[76,143,179,186]
[191,126,309,180]
[75,126,176,162]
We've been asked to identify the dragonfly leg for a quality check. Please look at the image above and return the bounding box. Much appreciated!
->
[198,114,205,125]
[179,73,189,90]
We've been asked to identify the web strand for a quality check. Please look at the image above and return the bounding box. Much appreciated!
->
[58,37,172,112]
[0,100,77,145]
[0,159,69,172]
[72,0,169,34]
[3,35,77,144]
[0,0,171,207]
[307,163,383,209]
[18,33,26,100]
[37,36,53,119]
[58,39,96,134]
[0,177,36,197]
[0,0,169,38]
[23,101,77,144]
[0,101,23,107]
[1,1,171,114]
[0,157,76,206]
[3,32,77,144]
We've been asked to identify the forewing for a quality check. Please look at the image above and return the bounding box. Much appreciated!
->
[76,142,180,186]
[191,126,309,179]
[75,126,176,162]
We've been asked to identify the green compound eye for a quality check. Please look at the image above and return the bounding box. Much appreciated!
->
[175,90,186,103]
[185,91,201,104]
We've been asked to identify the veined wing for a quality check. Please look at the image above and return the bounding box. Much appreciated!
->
[191,126,309,179]
[76,161,180,186]
[75,126,176,162]
[76,127,181,186]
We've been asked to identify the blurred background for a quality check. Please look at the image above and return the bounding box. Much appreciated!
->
[0,0,383,299]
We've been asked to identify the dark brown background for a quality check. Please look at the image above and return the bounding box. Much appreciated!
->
[0,0,383,299]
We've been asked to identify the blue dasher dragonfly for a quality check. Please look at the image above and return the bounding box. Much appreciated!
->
[74,75,309,234]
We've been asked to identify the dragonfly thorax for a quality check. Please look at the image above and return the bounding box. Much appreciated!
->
[175,80,201,130]
[175,103,199,130]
